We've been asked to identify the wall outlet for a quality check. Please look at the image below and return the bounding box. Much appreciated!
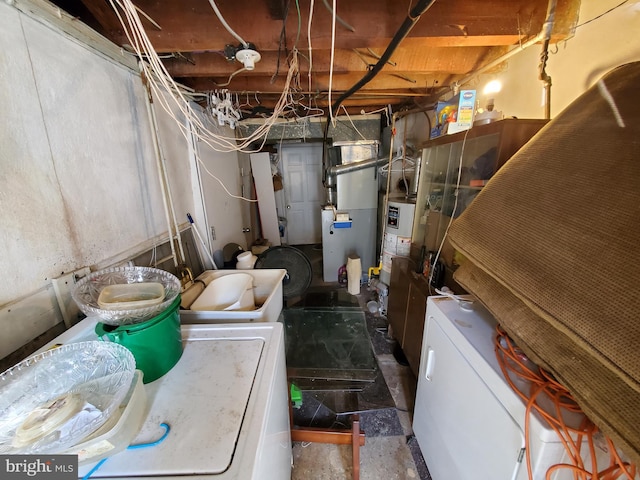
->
[52,267,90,328]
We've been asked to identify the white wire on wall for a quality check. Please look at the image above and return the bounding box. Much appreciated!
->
[428,128,471,289]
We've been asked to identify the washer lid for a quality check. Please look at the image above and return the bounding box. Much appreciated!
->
[87,336,264,477]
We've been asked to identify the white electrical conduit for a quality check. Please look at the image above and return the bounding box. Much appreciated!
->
[147,85,186,265]
[327,0,337,126]
[307,0,315,95]
[207,0,249,48]
[143,81,179,270]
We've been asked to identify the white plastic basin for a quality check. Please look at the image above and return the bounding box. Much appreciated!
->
[190,273,255,312]
[181,269,286,323]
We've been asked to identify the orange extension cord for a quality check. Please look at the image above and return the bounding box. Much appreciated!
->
[494,326,637,480]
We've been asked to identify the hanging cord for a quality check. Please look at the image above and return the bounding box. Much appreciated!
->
[321,0,355,32]
[428,128,469,293]
[340,105,366,140]
[81,423,171,480]
[307,0,315,95]
[327,0,337,126]
[109,0,301,154]
[495,329,637,480]
[207,0,248,48]
[271,0,291,83]
[329,0,435,116]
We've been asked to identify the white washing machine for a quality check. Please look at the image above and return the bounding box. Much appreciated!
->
[38,318,291,480]
[413,297,630,480]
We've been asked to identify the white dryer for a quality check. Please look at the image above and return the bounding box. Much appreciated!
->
[413,297,625,480]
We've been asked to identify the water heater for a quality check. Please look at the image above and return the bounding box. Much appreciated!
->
[380,197,415,285]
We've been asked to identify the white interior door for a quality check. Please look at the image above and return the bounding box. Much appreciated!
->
[280,144,323,245]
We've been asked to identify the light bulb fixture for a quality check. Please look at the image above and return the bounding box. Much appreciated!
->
[483,79,502,95]
[236,48,261,70]
[223,43,262,71]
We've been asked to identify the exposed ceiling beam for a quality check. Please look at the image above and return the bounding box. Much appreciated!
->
[182,71,462,93]
[70,0,580,112]
[161,45,509,77]
[80,0,576,53]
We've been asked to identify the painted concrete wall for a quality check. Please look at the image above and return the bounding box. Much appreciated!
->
[195,120,248,267]
[0,4,198,360]
[474,0,640,119]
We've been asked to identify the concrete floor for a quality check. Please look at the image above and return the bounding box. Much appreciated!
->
[287,245,431,480]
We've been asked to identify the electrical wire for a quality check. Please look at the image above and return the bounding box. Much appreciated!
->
[213,67,247,87]
[330,0,435,115]
[307,0,315,95]
[106,0,302,204]
[271,0,291,84]
[576,0,629,28]
[495,328,638,480]
[340,105,366,140]
[428,128,470,291]
[207,0,248,48]
[293,0,302,51]
[327,0,337,126]
[110,0,300,153]
[321,0,355,32]
[361,105,391,116]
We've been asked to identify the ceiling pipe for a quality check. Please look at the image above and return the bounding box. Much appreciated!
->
[328,0,436,118]
[538,0,557,119]
[325,155,390,191]
[453,0,558,118]
[321,0,436,207]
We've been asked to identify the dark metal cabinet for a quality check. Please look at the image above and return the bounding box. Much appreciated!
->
[387,256,412,344]
[387,256,430,376]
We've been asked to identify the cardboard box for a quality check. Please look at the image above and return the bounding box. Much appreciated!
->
[430,90,477,138]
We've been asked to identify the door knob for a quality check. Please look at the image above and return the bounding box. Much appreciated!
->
[286,205,291,209]
[242,227,251,233]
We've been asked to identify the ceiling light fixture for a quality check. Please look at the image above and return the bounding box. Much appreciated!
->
[235,47,261,70]
[224,43,261,71]
[483,79,502,95]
